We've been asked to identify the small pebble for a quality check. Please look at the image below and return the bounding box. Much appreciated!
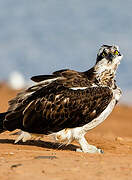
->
[10,152,14,155]
[11,164,22,169]
[34,156,57,160]
[115,137,124,141]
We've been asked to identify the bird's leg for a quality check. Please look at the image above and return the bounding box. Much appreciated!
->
[51,128,73,145]
[75,134,104,154]
[71,127,103,153]
[14,131,44,144]
[55,128,104,153]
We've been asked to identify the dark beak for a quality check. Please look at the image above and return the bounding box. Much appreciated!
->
[118,52,121,56]
[108,53,114,62]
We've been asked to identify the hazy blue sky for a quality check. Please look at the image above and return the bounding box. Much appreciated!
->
[0,0,131,94]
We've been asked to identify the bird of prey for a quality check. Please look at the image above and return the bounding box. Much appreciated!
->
[0,45,123,153]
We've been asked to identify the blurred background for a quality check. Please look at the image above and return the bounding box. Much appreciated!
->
[0,0,131,105]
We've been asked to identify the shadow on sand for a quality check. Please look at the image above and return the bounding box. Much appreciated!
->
[0,138,79,152]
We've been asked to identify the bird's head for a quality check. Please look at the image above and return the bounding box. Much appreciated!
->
[95,45,123,72]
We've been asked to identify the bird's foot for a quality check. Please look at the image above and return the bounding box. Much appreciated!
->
[76,145,104,154]
[75,134,104,154]
[14,131,32,143]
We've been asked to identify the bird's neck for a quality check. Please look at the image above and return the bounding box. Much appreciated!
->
[94,63,118,88]
[84,64,118,88]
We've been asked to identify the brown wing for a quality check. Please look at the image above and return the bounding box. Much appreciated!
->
[31,69,70,82]
[31,69,93,87]
[3,82,113,134]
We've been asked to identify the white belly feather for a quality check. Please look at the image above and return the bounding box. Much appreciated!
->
[82,98,116,131]
[75,87,121,133]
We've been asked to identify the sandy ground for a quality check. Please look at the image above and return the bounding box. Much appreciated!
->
[0,83,132,180]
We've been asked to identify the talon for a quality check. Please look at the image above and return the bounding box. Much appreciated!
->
[14,133,23,143]
[14,131,32,143]
[76,148,83,152]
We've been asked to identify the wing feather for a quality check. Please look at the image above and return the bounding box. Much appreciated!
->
[4,82,113,134]
[31,75,57,82]
[31,69,70,82]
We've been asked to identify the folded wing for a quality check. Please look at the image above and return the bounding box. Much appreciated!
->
[4,81,113,134]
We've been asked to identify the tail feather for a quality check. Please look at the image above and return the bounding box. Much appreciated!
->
[4,111,23,131]
[0,112,8,133]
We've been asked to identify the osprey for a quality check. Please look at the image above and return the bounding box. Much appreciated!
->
[0,45,123,153]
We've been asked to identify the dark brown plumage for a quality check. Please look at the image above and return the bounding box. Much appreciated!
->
[2,69,113,134]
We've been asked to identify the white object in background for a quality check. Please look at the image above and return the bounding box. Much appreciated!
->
[8,71,25,90]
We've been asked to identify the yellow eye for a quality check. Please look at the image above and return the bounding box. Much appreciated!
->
[114,50,119,55]
[102,52,105,57]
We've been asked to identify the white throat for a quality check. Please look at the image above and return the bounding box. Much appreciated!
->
[95,55,122,74]
[94,55,123,87]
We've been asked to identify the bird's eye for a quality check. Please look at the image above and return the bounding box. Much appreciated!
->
[114,50,119,55]
[102,51,107,57]
[102,53,105,57]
